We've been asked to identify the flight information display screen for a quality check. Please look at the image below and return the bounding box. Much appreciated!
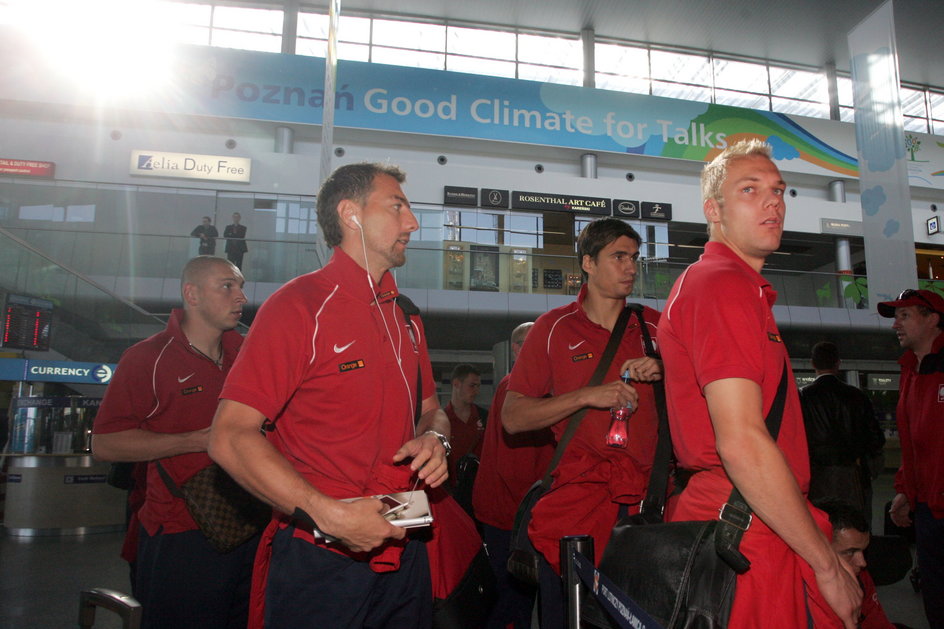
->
[2,294,53,351]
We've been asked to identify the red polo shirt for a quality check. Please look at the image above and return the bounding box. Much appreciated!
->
[93,309,243,535]
[507,286,660,571]
[659,242,838,628]
[660,241,809,486]
[444,401,485,485]
[221,248,435,500]
[471,374,555,530]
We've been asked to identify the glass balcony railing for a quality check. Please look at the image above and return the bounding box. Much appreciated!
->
[7,225,941,313]
[0,228,167,363]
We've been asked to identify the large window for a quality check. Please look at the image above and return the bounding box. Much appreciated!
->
[444,209,543,247]
[2,0,942,135]
[297,12,580,83]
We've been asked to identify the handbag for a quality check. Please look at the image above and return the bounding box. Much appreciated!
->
[106,461,136,490]
[432,545,497,629]
[156,461,271,554]
[507,304,640,586]
[452,451,480,517]
[582,362,789,629]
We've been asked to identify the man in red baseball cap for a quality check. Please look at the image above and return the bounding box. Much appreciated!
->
[877,288,944,628]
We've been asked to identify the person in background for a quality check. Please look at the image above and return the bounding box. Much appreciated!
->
[208,162,450,628]
[223,212,248,270]
[92,256,253,629]
[800,341,885,525]
[877,288,944,629]
[815,497,914,629]
[191,216,218,255]
[658,139,861,628]
[444,363,487,489]
[503,217,662,629]
[472,321,555,629]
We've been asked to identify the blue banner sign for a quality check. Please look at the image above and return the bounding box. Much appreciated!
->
[0,358,116,384]
[2,26,942,189]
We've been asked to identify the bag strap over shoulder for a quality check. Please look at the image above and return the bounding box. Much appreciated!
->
[714,364,789,572]
[155,460,186,500]
[641,357,789,573]
[537,304,638,490]
[395,295,425,426]
[635,310,672,523]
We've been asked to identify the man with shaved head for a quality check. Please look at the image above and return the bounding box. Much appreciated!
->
[93,256,252,629]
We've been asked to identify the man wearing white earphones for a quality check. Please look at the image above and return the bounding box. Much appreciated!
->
[209,163,451,628]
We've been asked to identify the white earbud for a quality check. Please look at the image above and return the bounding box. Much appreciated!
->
[351,215,361,229]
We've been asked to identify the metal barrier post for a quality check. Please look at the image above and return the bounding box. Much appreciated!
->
[77,588,142,629]
[561,534,595,629]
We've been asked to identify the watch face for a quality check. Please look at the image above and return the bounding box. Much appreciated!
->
[427,431,450,455]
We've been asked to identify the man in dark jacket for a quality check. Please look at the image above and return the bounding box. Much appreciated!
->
[799,341,885,525]
[191,216,218,255]
[223,212,248,270]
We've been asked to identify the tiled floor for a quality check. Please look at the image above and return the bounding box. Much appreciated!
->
[0,530,129,628]
[0,470,932,628]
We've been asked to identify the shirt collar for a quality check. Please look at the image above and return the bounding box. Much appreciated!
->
[703,241,777,307]
[167,308,242,356]
[323,247,400,304]
[901,330,944,371]
[576,283,590,308]
[167,308,186,340]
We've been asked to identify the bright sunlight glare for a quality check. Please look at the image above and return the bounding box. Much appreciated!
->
[6,0,178,101]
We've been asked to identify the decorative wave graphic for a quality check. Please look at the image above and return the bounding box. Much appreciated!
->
[643,106,859,177]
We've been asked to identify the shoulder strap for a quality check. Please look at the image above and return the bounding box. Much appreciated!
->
[537,304,636,490]
[714,363,790,573]
[643,359,788,517]
[633,307,674,523]
[155,460,186,499]
[395,295,424,424]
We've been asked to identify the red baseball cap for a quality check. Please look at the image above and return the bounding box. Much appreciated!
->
[877,289,944,318]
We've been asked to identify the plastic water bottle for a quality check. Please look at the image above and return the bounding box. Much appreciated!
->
[605,370,633,448]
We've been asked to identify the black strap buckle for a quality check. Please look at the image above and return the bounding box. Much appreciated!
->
[718,502,752,531]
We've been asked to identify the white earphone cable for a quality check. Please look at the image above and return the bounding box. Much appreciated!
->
[357,220,415,417]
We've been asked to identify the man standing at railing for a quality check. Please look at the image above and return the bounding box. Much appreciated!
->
[191,216,218,255]
[223,212,248,271]
[658,139,861,628]
[878,288,944,629]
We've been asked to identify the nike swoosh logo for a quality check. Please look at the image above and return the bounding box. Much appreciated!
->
[568,341,585,350]
[333,340,356,353]
[177,373,195,383]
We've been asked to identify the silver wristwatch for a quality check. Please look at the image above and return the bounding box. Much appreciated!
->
[425,430,452,457]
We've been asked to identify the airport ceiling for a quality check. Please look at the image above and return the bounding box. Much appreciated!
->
[168,1,933,358]
[278,0,944,88]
